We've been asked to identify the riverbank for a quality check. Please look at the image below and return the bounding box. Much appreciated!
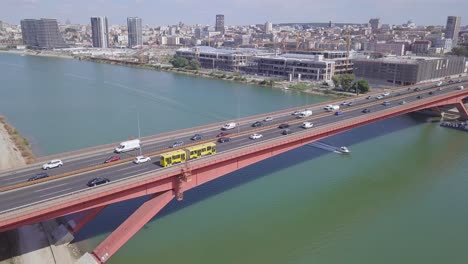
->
[83,56,353,98]
[0,49,74,60]
[0,117,35,165]
[1,49,353,98]
[0,118,78,264]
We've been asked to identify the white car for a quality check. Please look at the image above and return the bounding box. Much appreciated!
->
[134,156,151,164]
[457,85,464,90]
[376,95,384,100]
[340,101,351,106]
[382,91,390,96]
[42,159,63,170]
[264,116,273,122]
[301,122,313,129]
[292,111,301,116]
[249,133,263,140]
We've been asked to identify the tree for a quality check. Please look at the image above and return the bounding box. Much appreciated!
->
[186,59,201,70]
[169,56,188,68]
[340,74,355,91]
[332,75,340,88]
[353,79,370,94]
[450,46,468,57]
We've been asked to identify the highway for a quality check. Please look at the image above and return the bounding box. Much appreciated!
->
[0,79,467,213]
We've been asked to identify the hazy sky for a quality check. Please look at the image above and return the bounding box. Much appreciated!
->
[0,0,466,26]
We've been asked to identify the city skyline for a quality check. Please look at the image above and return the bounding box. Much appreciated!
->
[0,0,467,26]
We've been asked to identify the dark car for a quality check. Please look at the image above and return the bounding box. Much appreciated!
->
[27,172,49,182]
[414,88,421,91]
[104,156,120,163]
[428,91,434,95]
[334,111,344,116]
[191,134,203,141]
[282,129,292,135]
[251,121,263,127]
[366,96,372,100]
[417,95,423,99]
[87,177,110,187]
[218,137,231,143]
[448,80,454,84]
[362,108,371,113]
[217,132,229,137]
[278,123,290,129]
[170,141,184,148]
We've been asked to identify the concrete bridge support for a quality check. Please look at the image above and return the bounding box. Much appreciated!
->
[68,206,107,234]
[77,190,174,264]
[454,101,468,120]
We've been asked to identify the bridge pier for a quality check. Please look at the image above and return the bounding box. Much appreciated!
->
[455,101,468,121]
[77,190,174,264]
[67,206,107,234]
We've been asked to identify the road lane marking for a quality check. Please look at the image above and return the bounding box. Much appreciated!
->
[39,188,73,198]
[34,182,68,192]
[4,179,27,185]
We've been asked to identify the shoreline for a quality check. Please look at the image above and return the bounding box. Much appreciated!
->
[0,49,352,98]
[0,116,35,164]
[0,118,79,264]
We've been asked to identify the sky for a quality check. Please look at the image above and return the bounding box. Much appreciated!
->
[0,0,466,26]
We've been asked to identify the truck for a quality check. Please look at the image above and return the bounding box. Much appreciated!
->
[221,122,237,130]
[114,139,141,153]
[298,110,312,118]
[324,105,340,112]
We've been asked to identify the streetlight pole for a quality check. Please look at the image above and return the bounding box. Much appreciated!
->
[137,110,142,156]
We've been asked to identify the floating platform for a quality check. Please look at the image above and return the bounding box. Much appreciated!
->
[440,121,468,132]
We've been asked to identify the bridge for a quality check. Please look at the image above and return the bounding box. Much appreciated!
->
[0,79,467,263]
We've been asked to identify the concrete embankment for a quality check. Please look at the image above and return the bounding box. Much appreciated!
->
[0,117,78,264]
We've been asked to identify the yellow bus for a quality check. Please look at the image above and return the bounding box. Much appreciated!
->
[159,143,217,167]
[186,143,216,159]
[160,149,187,167]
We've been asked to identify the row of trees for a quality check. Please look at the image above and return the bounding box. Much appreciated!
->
[169,56,201,70]
[332,74,370,94]
[450,43,468,57]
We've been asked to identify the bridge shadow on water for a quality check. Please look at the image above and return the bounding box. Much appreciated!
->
[69,114,430,246]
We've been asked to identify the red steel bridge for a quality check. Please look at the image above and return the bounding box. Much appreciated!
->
[0,79,467,263]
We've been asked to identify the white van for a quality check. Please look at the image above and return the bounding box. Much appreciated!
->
[114,139,141,153]
[221,122,237,130]
[298,110,312,118]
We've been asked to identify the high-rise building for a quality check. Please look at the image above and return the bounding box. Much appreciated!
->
[194,27,202,39]
[369,18,381,30]
[215,14,225,34]
[127,17,142,48]
[91,16,109,48]
[20,18,67,49]
[445,16,461,45]
[264,22,273,33]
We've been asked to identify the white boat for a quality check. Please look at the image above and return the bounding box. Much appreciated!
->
[337,146,350,154]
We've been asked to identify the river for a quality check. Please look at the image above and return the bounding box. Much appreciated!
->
[1,53,467,264]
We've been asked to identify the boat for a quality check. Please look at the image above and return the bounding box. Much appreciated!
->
[440,122,468,132]
[337,146,350,154]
